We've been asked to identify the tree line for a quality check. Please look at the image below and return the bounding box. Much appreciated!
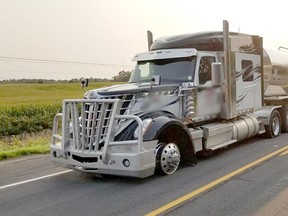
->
[0,71,132,84]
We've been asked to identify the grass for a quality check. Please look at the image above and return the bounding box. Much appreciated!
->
[0,132,50,160]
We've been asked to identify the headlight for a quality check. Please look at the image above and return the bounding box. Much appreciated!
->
[134,118,153,138]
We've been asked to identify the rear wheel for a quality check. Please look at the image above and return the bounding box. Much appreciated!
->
[280,106,288,133]
[265,110,281,138]
[155,142,181,175]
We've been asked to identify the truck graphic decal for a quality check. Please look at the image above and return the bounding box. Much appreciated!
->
[236,65,261,82]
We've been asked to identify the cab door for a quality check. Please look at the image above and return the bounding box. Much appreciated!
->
[195,55,221,119]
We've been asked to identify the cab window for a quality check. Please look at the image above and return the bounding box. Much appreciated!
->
[199,57,215,85]
[241,60,253,82]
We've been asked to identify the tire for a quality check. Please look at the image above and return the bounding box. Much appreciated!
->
[155,142,181,175]
[280,106,288,133]
[265,110,281,138]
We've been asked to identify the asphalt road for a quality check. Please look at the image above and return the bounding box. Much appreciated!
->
[0,134,288,216]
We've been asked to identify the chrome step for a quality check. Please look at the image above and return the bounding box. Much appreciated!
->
[208,139,237,151]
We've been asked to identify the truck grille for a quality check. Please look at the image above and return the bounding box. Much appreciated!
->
[100,94,137,115]
[64,99,121,152]
[83,103,112,149]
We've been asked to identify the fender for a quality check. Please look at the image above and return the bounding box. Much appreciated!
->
[143,114,181,141]
[114,111,197,164]
[114,111,174,142]
[143,112,197,164]
[254,106,282,125]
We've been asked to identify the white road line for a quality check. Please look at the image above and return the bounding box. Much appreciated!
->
[0,170,73,190]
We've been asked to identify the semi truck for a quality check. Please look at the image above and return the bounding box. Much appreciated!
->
[51,20,288,178]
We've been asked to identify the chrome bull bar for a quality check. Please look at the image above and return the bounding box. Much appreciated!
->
[51,99,144,164]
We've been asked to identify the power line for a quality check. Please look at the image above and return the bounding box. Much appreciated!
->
[0,69,88,75]
[0,56,134,67]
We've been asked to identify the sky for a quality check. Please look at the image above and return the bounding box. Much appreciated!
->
[0,0,287,80]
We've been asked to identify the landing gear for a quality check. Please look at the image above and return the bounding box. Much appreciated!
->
[156,143,181,175]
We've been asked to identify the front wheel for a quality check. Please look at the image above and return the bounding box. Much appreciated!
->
[155,143,181,175]
[265,110,281,138]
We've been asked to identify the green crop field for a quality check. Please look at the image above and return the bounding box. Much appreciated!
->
[0,82,122,107]
[0,82,122,136]
[0,82,122,159]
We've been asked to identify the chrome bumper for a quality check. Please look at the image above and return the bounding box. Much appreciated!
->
[50,99,157,178]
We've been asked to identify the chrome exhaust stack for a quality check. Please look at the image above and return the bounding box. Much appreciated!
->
[221,20,237,120]
[147,30,153,51]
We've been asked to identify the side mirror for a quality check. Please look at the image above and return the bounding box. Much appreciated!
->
[80,78,89,92]
[151,75,161,85]
[211,62,221,86]
[80,78,89,88]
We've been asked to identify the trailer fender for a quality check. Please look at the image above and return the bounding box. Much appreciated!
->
[254,106,282,125]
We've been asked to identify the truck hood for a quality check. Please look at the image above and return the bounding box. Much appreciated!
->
[88,83,179,97]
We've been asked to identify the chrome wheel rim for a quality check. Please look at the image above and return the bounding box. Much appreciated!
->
[272,116,280,135]
[160,143,181,174]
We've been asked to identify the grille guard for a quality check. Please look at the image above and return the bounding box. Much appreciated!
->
[52,99,144,164]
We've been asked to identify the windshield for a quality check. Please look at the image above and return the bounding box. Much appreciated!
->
[129,57,196,84]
